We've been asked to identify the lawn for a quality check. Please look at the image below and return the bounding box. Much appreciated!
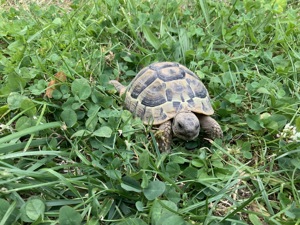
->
[0,0,300,224]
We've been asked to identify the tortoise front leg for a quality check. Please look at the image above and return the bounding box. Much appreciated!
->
[197,115,223,139]
[155,120,172,152]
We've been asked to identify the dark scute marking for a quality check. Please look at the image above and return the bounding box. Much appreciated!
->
[186,78,207,98]
[158,67,185,82]
[183,67,198,79]
[195,87,207,98]
[186,85,195,99]
[160,108,168,120]
[202,101,210,111]
[130,72,157,99]
[150,82,166,92]
[133,65,151,81]
[187,99,195,107]
[141,95,166,107]
[166,89,173,101]
[133,100,139,110]
[160,112,168,121]
[138,105,147,118]
[174,83,184,92]
[172,101,181,111]
[180,93,185,102]
[186,77,198,86]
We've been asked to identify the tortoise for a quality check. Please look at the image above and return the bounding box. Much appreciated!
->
[110,62,223,151]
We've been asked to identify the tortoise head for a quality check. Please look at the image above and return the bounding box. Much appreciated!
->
[172,112,200,141]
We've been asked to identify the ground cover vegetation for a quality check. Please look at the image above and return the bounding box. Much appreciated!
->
[0,0,300,224]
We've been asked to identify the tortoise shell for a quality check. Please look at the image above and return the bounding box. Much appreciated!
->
[124,62,214,125]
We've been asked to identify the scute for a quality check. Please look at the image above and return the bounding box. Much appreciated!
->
[129,69,157,99]
[124,62,214,125]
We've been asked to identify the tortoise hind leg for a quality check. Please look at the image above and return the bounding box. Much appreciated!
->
[155,120,172,152]
[197,115,223,139]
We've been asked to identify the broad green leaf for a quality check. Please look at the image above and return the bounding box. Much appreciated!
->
[227,94,243,104]
[182,166,198,179]
[7,92,25,110]
[246,115,262,130]
[116,218,147,225]
[59,206,82,225]
[20,204,33,222]
[185,141,198,150]
[268,114,287,130]
[91,91,113,108]
[85,218,100,225]
[142,25,160,50]
[87,105,100,117]
[15,116,36,131]
[291,158,300,169]
[191,159,204,168]
[151,200,180,225]
[212,160,224,168]
[93,126,112,138]
[165,187,181,204]
[278,192,292,207]
[98,109,121,118]
[71,78,91,100]
[143,181,166,200]
[169,155,189,164]
[25,198,45,221]
[71,130,92,138]
[157,214,186,225]
[52,17,62,25]
[135,201,144,212]
[141,172,149,189]
[85,116,98,131]
[106,169,121,180]
[139,150,150,169]
[52,89,63,99]
[121,176,142,193]
[20,98,37,116]
[121,110,133,121]
[122,55,133,62]
[243,151,253,159]
[166,162,181,177]
[0,104,9,117]
[289,207,300,219]
[285,209,296,219]
[8,40,24,52]
[61,109,77,128]
[257,87,270,95]
[121,124,135,137]
[242,142,252,159]
[6,73,27,92]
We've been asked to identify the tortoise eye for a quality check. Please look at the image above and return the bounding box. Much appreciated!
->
[178,122,183,129]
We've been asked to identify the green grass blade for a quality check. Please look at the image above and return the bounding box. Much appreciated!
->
[0,122,62,144]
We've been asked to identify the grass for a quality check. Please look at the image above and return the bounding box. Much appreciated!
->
[0,0,300,224]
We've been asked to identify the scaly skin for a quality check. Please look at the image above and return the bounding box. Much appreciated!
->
[156,120,172,152]
[197,114,223,139]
